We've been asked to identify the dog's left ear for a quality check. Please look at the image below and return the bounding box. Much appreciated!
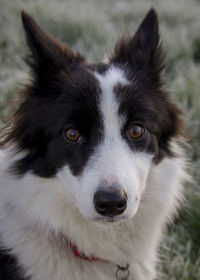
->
[110,8,163,69]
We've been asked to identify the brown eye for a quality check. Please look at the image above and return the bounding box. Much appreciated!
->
[65,128,80,142]
[129,125,144,139]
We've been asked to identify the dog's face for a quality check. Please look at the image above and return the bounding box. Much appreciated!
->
[7,10,182,223]
[56,66,155,222]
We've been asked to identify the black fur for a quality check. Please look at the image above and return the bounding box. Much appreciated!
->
[0,249,28,280]
[4,12,104,178]
[9,65,104,177]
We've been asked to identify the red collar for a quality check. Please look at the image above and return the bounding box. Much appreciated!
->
[69,241,105,262]
[58,233,107,263]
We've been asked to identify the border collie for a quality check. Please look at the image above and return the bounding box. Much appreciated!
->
[0,8,188,280]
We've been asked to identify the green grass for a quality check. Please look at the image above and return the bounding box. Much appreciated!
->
[0,0,200,278]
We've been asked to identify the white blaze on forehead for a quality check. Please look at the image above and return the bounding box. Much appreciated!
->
[94,66,129,144]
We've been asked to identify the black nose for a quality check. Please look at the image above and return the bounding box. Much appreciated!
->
[94,189,127,217]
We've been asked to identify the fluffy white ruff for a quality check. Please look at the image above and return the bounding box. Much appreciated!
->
[0,143,188,280]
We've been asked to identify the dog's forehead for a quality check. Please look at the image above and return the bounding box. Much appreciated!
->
[91,66,129,119]
[64,64,128,112]
[93,66,128,92]
[88,66,130,151]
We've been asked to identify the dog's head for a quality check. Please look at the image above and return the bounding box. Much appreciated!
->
[4,9,183,223]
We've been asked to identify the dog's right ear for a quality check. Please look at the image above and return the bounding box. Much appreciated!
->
[21,11,82,73]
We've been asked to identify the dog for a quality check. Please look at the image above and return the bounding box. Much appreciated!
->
[0,8,188,280]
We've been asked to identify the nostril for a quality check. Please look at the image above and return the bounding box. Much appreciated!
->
[97,202,106,210]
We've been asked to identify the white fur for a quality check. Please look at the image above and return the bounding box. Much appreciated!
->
[0,67,189,280]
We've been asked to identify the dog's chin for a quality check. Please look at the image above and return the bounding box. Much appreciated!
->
[92,215,129,224]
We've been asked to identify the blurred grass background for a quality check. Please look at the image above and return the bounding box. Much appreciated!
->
[0,0,200,279]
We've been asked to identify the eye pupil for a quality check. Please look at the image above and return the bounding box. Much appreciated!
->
[65,128,80,142]
[129,125,144,139]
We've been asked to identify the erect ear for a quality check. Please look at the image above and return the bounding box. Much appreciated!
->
[21,11,82,73]
[110,8,163,69]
